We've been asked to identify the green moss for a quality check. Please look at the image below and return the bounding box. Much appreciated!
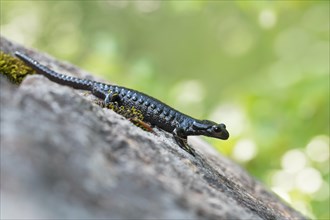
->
[0,51,35,84]
[95,99,151,131]
[94,99,143,121]
[105,101,144,121]
[112,104,144,121]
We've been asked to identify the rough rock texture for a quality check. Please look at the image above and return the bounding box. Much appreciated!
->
[1,36,305,219]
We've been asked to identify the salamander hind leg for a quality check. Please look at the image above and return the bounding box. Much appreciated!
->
[104,92,120,106]
[173,128,196,156]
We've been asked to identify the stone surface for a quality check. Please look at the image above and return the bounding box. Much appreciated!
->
[0,36,305,219]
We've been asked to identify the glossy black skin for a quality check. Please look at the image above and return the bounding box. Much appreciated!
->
[15,51,229,156]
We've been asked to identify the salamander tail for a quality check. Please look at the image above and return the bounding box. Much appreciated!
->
[15,51,93,90]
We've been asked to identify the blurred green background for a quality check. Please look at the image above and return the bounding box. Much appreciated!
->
[1,1,329,219]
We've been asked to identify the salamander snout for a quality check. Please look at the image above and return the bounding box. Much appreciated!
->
[192,120,229,140]
[211,123,229,140]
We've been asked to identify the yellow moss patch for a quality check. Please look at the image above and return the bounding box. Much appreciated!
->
[106,102,144,121]
[0,51,35,84]
[94,99,151,131]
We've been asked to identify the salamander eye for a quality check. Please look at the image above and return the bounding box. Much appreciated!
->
[213,125,221,133]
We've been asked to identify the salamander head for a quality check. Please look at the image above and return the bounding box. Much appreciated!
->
[192,120,229,140]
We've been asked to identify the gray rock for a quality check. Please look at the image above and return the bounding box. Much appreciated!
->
[0,36,305,220]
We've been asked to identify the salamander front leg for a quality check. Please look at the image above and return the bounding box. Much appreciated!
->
[173,128,196,156]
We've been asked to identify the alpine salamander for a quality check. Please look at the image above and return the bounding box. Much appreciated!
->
[15,51,229,156]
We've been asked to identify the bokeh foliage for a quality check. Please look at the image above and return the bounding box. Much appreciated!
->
[1,1,329,219]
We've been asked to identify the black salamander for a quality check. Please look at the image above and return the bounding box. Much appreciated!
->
[15,51,229,156]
